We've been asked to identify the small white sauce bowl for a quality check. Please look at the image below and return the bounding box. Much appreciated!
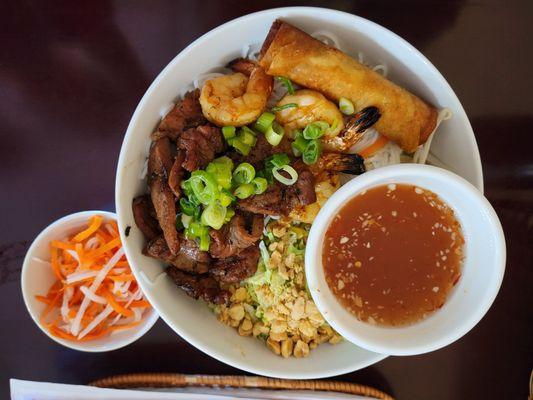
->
[21,211,158,352]
[306,164,505,356]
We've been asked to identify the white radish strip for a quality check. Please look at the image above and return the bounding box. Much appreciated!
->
[66,270,99,285]
[109,287,141,326]
[113,316,135,326]
[105,223,117,236]
[111,267,127,275]
[70,247,124,336]
[79,286,107,305]
[77,305,114,339]
[32,257,51,265]
[61,286,74,324]
[65,250,81,270]
[132,307,143,322]
[84,237,100,251]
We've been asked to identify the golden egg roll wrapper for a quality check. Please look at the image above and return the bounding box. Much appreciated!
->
[259,20,438,153]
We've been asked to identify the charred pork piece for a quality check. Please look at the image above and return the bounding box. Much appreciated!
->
[209,212,263,259]
[144,236,211,274]
[282,167,317,213]
[209,246,260,284]
[132,195,161,241]
[177,125,225,172]
[147,137,179,254]
[229,134,292,170]
[151,89,207,141]
[237,184,283,216]
[168,150,185,198]
[166,266,229,305]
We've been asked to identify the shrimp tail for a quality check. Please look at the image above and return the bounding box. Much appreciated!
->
[227,58,257,76]
[347,106,381,133]
[317,153,366,175]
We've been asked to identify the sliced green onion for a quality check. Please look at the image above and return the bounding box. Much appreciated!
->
[199,233,210,251]
[181,214,192,229]
[222,126,236,140]
[292,132,308,156]
[302,139,321,165]
[268,153,290,168]
[224,208,235,222]
[303,121,328,140]
[219,189,235,207]
[339,97,355,115]
[273,165,298,185]
[239,127,257,147]
[206,156,234,190]
[201,201,227,230]
[187,170,219,205]
[234,183,255,199]
[228,137,251,156]
[265,121,285,146]
[233,162,256,185]
[187,220,209,238]
[181,180,194,198]
[251,177,268,194]
[179,197,198,216]
[275,76,295,95]
[253,112,276,134]
[271,103,298,112]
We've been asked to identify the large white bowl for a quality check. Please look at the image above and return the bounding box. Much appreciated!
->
[306,164,505,356]
[115,7,483,378]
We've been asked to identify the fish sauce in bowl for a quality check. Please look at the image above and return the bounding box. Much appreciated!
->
[322,183,464,326]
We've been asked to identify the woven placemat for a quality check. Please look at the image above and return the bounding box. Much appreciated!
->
[91,373,393,399]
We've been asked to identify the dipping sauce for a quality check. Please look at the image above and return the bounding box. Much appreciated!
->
[323,183,464,326]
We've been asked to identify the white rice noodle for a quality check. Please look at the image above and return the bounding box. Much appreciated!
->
[241,42,261,60]
[364,141,403,170]
[311,30,340,48]
[79,285,107,305]
[413,108,453,164]
[372,64,388,77]
[193,68,232,90]
[84,236,100,251]
[66,270,99,285]
[70,246,125,336]
[78,304,114,340]
[139,158,149,180]
[60,286,74,324]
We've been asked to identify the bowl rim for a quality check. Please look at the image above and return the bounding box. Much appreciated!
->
[21,210,159,352]
[305,164,505,356]
[115,6,484,377]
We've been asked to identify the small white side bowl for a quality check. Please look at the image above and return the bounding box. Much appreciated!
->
[306,164,505,356]
[21,211,158,352]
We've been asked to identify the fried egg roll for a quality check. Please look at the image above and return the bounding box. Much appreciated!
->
[259,20,438,153]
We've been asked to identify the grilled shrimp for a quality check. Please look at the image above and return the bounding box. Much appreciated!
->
[290,153,365,223]
[199,62,273,127]
[275,89,344,139]
[322,106,381,152]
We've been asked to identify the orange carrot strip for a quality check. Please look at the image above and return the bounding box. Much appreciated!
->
[109,321,141,331]
[35,295,52,305]
[359,134,389,158]
[86,237,121,259]
[51,240,75,251]
[73,215,103,242]
[103,289,133,317]
[107,274,135,282]
[129,300,151,308]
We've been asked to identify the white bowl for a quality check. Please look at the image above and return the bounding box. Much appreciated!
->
[306,164,505,356]
[21,211,159,352]
[115,7,484,378]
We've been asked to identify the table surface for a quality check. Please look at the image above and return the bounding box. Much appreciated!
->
[2,1,532,399]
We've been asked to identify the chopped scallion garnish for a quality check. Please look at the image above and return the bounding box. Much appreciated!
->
[275,76,295,95]
[339,97,355,115]
[271,103,298,112]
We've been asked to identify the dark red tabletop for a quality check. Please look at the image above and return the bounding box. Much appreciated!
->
[1,1,532,399]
